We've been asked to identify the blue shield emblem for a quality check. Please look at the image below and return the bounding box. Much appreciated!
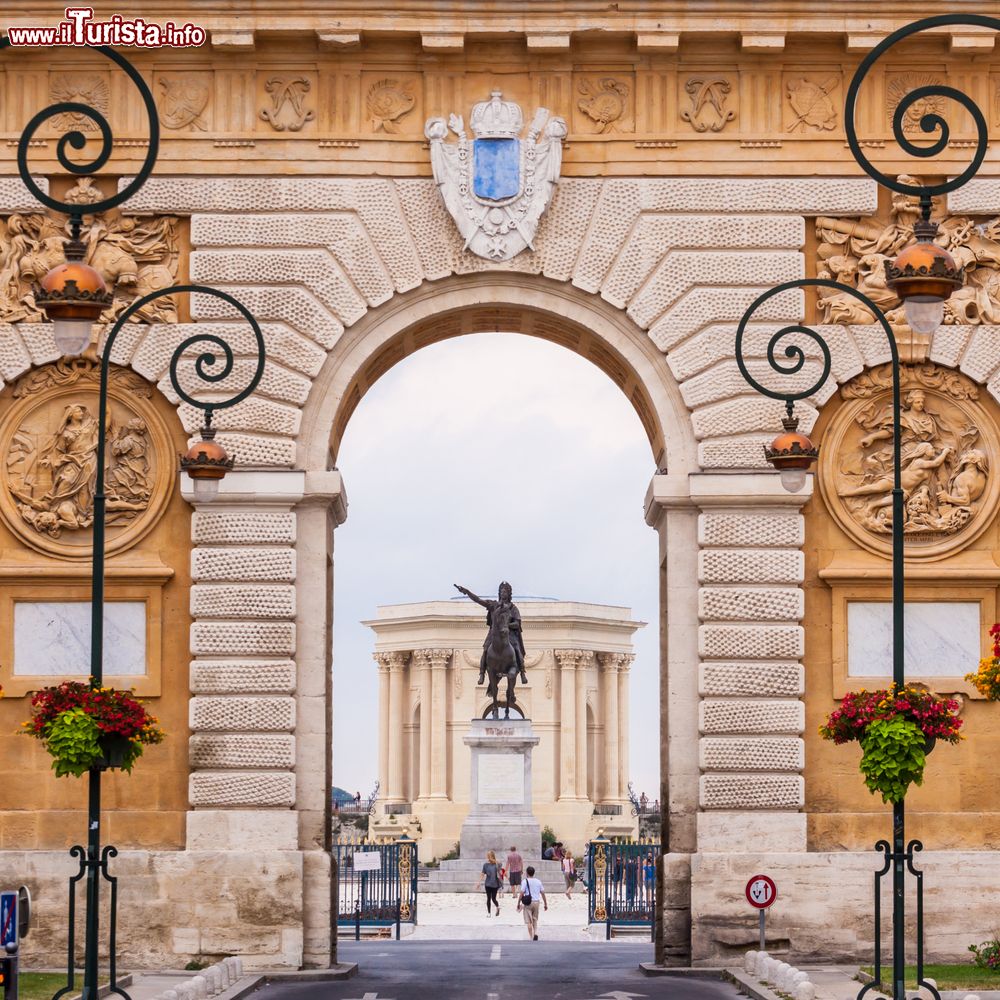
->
[473,138,520,201]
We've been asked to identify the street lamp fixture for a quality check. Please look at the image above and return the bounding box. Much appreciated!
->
[885,218,963,336]
[180,424,234,503]
[35,243,112,355]
[763,408,818,494]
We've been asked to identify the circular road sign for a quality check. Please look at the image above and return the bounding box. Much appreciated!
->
[745,874,777,909]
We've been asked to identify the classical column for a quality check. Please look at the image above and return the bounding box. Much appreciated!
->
[576,652,591,799]
[618,654,634,799]
[386,651,409,801]
[412,650,433,800]
[375,652,391,800]
[555,649,580,799]
[429,648,451,798]
[598,652,622,801]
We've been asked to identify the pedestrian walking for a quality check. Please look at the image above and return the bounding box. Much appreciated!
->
[517,864,548,940]
[643,851,656,905]
[561,849,577,898]
[506,845,524,899]
[476,849,503,916]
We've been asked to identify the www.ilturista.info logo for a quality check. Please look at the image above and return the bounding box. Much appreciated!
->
[7,7,206,47]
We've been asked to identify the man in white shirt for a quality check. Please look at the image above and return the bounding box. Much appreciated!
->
[516,865,548,940]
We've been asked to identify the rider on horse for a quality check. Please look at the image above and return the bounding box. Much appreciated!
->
[454,581,527,685]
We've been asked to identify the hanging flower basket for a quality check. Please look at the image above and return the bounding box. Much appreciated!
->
[820,683,963,803]
[22,681,164,778]
[965,623,1000,701]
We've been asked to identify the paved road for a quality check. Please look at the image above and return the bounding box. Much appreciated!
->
[253,942,741,1000]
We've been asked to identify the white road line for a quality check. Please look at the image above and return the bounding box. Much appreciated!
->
[490,944,502,960]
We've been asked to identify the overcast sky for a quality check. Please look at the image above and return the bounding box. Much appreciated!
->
[332,332,661,801]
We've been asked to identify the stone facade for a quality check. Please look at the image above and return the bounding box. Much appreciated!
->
[0,2,999,972]
[364,599,642,859]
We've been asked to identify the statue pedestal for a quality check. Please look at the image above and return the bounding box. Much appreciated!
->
[459,718,540,858]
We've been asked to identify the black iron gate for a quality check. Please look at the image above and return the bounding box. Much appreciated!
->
[333,833,418,936]
[587,837,659,932]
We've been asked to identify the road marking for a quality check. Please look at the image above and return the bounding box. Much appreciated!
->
[488,994,500,1000]
[344,994,394,1000]
[490,945,502,960]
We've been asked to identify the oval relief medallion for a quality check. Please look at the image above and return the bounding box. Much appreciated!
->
[0,360,174,560]
[819,363,998,560]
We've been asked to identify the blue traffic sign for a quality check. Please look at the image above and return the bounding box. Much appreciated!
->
[0,891,16,947]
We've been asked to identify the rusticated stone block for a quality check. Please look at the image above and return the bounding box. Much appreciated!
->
[189,771,295,807]
[192,547,295,582]
[699,623,803,659]
[699,587,803,622]
[699,773,803,809]
[189,734,295,769]
[699,549,803,585]
[191,585,295,619]
[699,737,804,772]
[699,512,803,549]
[699,699,804,734]
[192,512,295,546]
[699,662,803,698]
[190,660,296,694]
[190,696,295,732]
[191,622,295,656]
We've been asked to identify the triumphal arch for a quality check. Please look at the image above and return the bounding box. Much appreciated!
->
[0,1,999,970]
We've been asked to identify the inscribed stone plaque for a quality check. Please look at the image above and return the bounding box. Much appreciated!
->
[847,600,979,677]
[13,601,147,676]
[477,753,524,805]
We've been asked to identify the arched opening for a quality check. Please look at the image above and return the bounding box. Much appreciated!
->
[296,274,698,957]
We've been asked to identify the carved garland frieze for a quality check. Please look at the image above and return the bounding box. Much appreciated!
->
[0,178,179,328]
[816,173,1000,328]
[820,363,998,560]
[0,360,174,559]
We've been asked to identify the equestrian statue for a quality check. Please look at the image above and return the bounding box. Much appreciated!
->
[454,581,527,719]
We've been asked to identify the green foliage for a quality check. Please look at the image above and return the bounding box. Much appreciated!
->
[859,717,927,803]
[44,708,103,777]
[541,824,557,846]
[440,841,460,862]
[184,961,207,971]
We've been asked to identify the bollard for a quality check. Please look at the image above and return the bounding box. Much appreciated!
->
[355,903,361,942]
[395,903,401,941]
[3,943,18,1000]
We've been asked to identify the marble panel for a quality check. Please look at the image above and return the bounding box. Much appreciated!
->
[477,753,524,806]
[847,601,979,678]
[13,600,146,676]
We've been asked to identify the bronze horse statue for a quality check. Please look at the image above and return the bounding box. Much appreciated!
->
[483,604,520,719]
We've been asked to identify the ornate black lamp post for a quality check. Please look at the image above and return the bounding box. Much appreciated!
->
[735,15,1000,1000]
[0,38,266,1000]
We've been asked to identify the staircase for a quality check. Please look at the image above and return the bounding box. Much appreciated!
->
[424,858,566,893]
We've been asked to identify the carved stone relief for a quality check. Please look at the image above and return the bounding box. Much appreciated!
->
[49,73,109,132]
[0,179,179,327]
[157,74,210,131]
[577,77,630,134]
[680,77,736,132]
[366,79,416,133]
[0,360,173,559]
[820,363,999,560]
[260,76,315,132]
[786,77,838,132]
[816,174,1000,328]
[886,74,945,133]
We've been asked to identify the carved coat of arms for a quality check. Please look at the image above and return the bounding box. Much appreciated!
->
[424,91,567,261]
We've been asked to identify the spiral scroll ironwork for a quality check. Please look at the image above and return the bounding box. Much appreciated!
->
[845,14,1000,204]
[0,38,160,227]
[734,278,896,407]
[100,285,266,427]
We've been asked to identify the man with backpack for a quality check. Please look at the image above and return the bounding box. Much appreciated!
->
[516,865,548,940]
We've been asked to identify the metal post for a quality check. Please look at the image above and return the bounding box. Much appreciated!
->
[395,904,401,941]
[5,944,18,1000]
[759,910,766,953]
[354,904,361,942]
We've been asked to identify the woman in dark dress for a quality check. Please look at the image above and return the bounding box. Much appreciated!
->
[476,849,503,915]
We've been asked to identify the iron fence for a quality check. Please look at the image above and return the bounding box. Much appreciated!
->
[586,837,659,933]
[332,835,417,938]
